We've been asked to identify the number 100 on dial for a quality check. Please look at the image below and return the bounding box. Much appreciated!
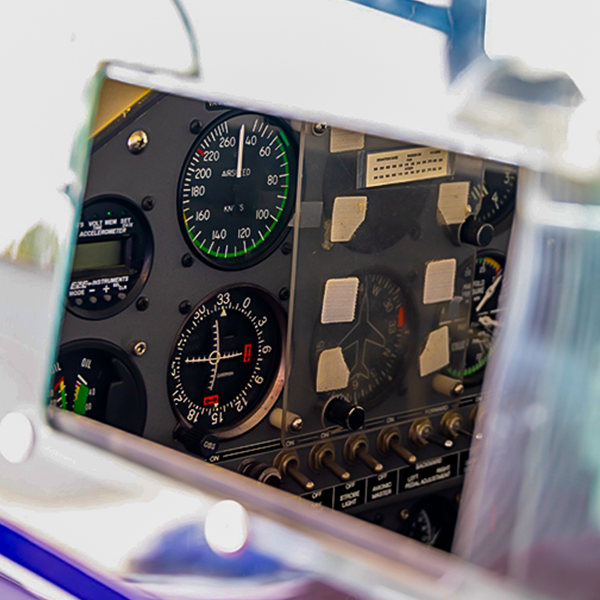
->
[178,111,298,270]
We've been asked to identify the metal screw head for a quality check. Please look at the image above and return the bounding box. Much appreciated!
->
[136,296,149,311]
[400,509,410,521]
[279,287,290,302]
[181,253,194,268]
[407,270,418,283]
[179,300,192,314]
[127,130,149,154]
[281,242,292,256]
[141,196,155,211]
[133,341,147,356]
[312,123,328,136]
[289,417,303,432]
[189,119,202,135]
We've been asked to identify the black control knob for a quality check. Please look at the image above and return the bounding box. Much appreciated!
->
[238,460,282,488]
[174,426,219,459]
[459,216,494,247]
[324,395,365,431]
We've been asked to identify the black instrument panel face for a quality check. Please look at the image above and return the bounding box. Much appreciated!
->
[54,87,517,549]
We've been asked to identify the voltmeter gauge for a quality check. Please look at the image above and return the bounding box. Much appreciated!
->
[443,251,506,386]
[312,271,416,407]
[178,112,297,270]
[49,340,147,435]
[168,285,286,439]
[67,196,153,320]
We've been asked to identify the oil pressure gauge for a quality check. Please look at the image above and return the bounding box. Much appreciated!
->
[49,340,147,435]
[168,285,286,439]
[178,112,297,270]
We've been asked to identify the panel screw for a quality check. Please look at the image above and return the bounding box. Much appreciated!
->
[181,253,194,268]
[373,513,384,525]
[141,196,155,211]
[127,130,149,154]
[407,270,418,283]
[400,509,410,521]
[189,119,202,135]
[279,287,290,302]
[133,341,147,356]
[179,300,192,314]
[312,123,328,136]
[281,242,292,256]
[136,296,149,311]
[409,224,421,241]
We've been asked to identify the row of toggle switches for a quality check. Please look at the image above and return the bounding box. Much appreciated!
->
[239,409,478,491]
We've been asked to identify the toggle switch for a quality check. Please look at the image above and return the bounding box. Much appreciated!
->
[238,459,282,487]
[376,426,417,465]
[344,434,383,473]
[309,442,351,482]
[409,417,453,449]
[273,450,315,491]
[440,410,471,439]
[323,395,365,431]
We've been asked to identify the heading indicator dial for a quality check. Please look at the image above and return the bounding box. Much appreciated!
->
[168,285,286,439]
[178,111,297,270]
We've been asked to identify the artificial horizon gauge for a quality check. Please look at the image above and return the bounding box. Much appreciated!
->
[312,272,416,407]
[168,285,286,439]
[443,251,506,386]
[49,340,147,435]
[67,196,153,320]
[471,162,518,231]
[178,111,297,270]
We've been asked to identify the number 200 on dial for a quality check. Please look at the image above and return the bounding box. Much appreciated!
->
[178,112,297,270]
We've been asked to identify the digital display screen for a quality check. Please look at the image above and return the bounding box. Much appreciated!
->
[72,240,123,272]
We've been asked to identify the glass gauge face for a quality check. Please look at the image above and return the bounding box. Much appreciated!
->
[322,153,427,254]
[445,251,506,386]
[472,162,518,229]
[49,340,147,435]
[312,272,416,407]
[68,196,153,320]
[401,496,457,551]
[178,112,297,270]
[168,285,286,438]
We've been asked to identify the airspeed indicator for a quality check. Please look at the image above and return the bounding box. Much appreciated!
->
[178,111,297,270]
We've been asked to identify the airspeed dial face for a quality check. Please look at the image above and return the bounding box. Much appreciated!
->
[178,112,297,269]
[168,285,286,439]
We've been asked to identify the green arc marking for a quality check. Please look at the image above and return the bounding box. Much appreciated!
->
[186,131,291,259]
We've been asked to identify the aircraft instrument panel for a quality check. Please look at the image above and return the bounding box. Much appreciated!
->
[53,88,517,552]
